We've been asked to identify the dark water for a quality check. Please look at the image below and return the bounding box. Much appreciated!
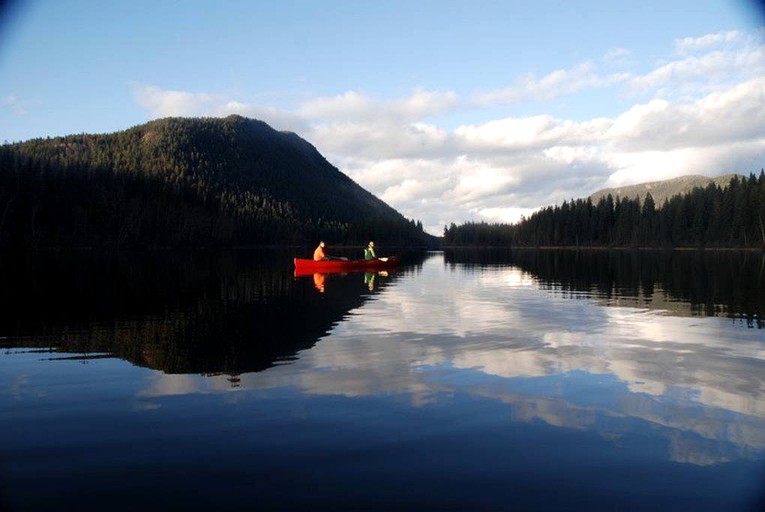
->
[1,248,764,511]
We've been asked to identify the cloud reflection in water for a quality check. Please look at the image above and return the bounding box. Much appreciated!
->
[143,255,765,465]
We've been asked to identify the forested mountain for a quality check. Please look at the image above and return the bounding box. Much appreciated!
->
[444,171,765,248]
[0,115,433,248]
[589,174,742,207]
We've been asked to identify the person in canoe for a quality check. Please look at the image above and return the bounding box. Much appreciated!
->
[313,241,347,261]
[313,241,328,261]
[362,241,392,263]
[364,241,377,260]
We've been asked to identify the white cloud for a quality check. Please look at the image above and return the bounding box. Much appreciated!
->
[453,115,611,151]
[476,207,538,224]
[674,30,742,55]
[309,120,453,160]
[298,90,376,120]
[133,85,216,117]
[298,88,458,122]
[606,99,671,143]
[397,88,459,119]
[381,178,439,204]
[627,47,765,97]
[604,139,765,188]
[473,62,629,106]
[447,158,521,203]
[609,77,765,151]
[455,115,559,148]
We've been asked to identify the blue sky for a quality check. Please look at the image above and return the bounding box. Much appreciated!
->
[1,1,764,233]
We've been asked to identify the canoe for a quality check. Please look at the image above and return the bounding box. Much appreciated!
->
[294,257,399,274]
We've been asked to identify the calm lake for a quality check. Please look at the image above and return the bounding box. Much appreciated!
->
[1,248,764,511]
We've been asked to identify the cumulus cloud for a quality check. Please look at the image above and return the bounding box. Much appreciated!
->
[133,85,216,117]
[298,88,458,122]
[476,207,538,224]
[609,77,765,151]
[627,46,765,97]
[132,29,765,234]
[309,120,454,160]
[297,90,376,120]
[453,115,611,152]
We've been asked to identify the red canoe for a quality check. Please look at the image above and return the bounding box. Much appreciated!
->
[294,257,399,274]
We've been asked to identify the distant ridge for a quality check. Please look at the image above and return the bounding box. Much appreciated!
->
[589,174,743,207]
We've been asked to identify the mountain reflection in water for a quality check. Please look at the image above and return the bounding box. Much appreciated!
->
[0,249,412,374]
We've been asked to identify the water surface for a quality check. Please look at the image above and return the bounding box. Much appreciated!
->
[1,249,764,510]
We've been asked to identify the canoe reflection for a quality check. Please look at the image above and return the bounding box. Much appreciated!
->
[296,268,395,293]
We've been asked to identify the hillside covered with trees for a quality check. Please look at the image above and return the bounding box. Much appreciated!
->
[444,172,765,248]
[0,115,433,248]
[589,174,741,209]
